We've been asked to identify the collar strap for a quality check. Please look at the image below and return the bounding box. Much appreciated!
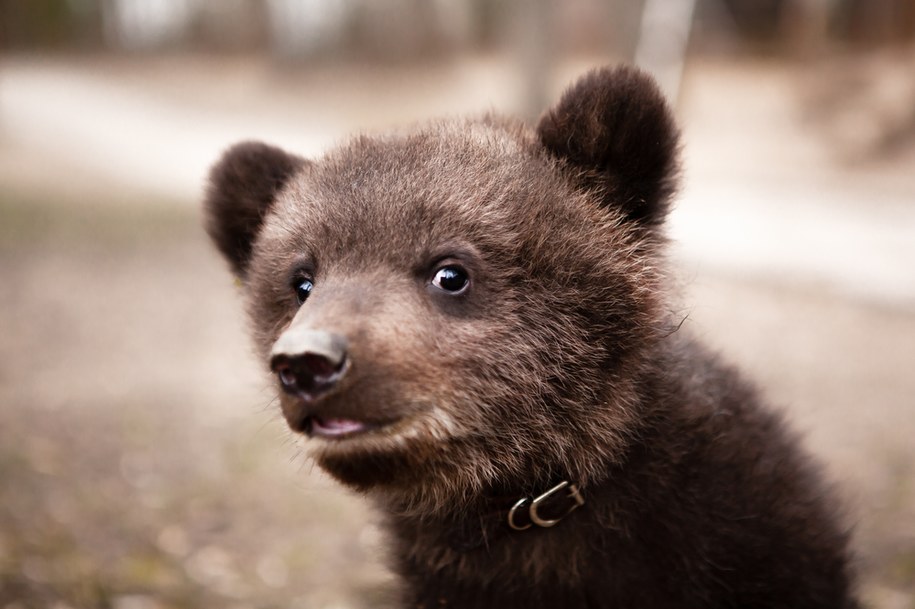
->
[444,480,586,552]
[506,480,585,531]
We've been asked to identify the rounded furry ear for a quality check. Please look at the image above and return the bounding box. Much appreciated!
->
[204,141,307,278]
[537,66,680,226]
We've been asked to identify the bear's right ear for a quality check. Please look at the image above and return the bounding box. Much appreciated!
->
[204,141,307,278]
[537,66,680,227]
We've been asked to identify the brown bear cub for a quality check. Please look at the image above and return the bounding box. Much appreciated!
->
[204,66,857,608]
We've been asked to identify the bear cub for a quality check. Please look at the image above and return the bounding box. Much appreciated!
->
[204,66,857,608]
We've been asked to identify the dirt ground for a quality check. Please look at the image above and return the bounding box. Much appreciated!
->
[0,54,913,609]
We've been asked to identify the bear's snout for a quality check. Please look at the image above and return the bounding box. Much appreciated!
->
[270,328,349,403]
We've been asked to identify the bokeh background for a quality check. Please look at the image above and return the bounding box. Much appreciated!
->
[1,1,914,608]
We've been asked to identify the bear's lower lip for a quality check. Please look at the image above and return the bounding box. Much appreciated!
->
[308,416,373,439]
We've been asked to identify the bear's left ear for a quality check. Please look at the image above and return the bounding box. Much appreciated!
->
[204,141,307,278]
[537,66,680,227]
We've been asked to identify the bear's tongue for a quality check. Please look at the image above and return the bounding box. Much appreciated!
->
[310,416,368,438]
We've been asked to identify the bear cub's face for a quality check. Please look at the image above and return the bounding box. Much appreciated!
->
[205,67,679,507]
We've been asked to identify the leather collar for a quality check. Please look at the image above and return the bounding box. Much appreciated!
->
[446,480,585,552]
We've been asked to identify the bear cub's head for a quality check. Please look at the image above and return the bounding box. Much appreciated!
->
[205,66,679,511]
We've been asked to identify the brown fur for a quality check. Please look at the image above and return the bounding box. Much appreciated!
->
[204,66,857,608]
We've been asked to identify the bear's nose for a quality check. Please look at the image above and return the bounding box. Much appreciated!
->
[270,329,348,401]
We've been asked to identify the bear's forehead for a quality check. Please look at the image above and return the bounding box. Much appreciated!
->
[260,120,563,265]
[304,119,536,205]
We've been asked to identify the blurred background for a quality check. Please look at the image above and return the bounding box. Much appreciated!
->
[1,1,914,608]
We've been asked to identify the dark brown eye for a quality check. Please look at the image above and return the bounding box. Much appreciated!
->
[431,265,469,294]
[293,277,314,305]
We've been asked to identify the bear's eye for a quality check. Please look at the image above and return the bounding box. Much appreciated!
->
[431,265,469,294]
[293,277,314,305]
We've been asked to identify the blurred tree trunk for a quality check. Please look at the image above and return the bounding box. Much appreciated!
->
[780,0,835,57]
[518,0,553,120]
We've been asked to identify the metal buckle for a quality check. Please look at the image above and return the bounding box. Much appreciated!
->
[507,497,533,531]
[506,481,585,531]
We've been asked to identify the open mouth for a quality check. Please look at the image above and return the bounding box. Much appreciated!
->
[306,415,376,439]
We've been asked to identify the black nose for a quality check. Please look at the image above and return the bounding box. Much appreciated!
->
[270,330,348,401]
